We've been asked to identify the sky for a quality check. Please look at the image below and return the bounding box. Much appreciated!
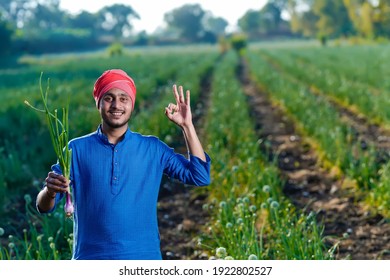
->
[59,0,268,33]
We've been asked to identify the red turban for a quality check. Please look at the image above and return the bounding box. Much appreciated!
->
[93,69,136,109]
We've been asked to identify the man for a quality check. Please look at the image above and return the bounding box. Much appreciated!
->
[36,69,211,260]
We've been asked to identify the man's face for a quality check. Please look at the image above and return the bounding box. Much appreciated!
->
[99,88,133,129]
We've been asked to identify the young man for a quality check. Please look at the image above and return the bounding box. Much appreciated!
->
[36,69,211,260]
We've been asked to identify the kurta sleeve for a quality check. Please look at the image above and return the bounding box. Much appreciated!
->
[159,139,211,186]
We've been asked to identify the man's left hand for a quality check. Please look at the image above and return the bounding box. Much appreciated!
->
[165,84,193,128]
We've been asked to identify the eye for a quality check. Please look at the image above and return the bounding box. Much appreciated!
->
[103,96,113,102]
[120,96,129,103]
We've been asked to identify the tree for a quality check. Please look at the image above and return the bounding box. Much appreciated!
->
[313,0,354,39]
[202,13,228,37]
[25,0,66,30]
[238,9,262,37]
[343,0,369,37]
[286,0,355,39]
[164,4,206,42]
[297,9,318,37]
[0,0,35,28]
[0,11,13,55]
[238,2,293,39]
[260,2,283,33]
[373,0,390,37]
[268,0,291,11]
[97,4,139,38]
[360,1,374,38]
[69,11,98,30]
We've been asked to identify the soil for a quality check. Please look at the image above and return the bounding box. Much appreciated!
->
[158,66,213,260]
[158,182,209,260]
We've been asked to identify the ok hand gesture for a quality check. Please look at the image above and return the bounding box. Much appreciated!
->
[165,84,193,128]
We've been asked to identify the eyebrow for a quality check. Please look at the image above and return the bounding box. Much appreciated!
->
[103,92,129,98]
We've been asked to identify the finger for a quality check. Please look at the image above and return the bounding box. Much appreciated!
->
[167,103,175,111]
[46,182,68,193]
[46,177,68,189]
[164,107,174,120]
[186,90,190,106]
[179,86,185,103]
[172,84,180,104]
[49,172,67,184]
[46,174,69,189]
[166,103,176,113]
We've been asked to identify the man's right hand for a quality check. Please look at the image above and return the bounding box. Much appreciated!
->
[45,172,69,196]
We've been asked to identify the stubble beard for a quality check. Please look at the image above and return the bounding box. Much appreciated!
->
[102,111,132,129]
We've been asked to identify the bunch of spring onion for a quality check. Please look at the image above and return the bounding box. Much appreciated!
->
[25,73,74,218]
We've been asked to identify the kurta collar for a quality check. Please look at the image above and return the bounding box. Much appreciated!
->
[96,124,131,146]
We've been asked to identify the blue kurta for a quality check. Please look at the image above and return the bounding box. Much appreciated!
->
[42,125,211,260]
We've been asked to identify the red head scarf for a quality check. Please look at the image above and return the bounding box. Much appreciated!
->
[93,69,136,109]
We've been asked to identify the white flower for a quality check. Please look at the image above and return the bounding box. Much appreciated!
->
[216,247,227,258]
[219,201,227,208]
[262,185,271,193]
[248,254,258,260]
[270,201,279,209]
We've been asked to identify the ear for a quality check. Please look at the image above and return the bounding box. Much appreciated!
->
[98,97,104,109]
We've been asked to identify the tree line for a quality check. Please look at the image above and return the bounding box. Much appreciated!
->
[0,0,389,56]
[239,0,390,44]
[0,0,233,55]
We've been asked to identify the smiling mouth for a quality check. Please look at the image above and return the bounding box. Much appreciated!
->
[109,111,124,117]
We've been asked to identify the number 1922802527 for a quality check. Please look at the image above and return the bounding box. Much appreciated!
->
[212,266,272,276]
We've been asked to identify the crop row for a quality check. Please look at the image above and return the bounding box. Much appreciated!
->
[246,48,389,217]
[200,50,332,260]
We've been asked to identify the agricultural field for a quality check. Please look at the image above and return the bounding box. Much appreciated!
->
[0,42,389,260]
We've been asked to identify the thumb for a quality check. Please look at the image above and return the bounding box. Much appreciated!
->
[165,107,173,119]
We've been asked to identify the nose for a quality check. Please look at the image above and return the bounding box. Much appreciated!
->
[110,98,119,108]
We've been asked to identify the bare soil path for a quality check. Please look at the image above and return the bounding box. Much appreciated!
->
[158,66,214,260]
